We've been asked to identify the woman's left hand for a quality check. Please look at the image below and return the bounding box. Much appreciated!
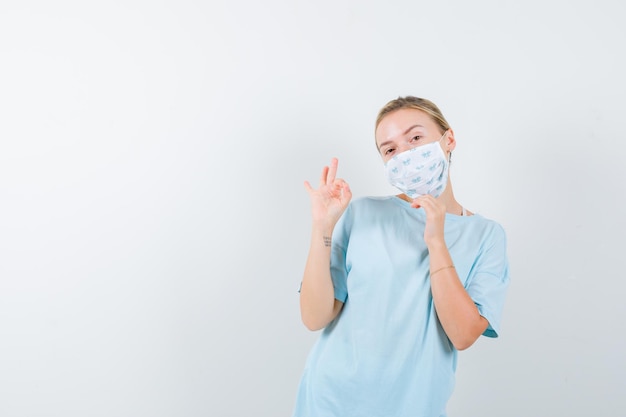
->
[410,195,446,247]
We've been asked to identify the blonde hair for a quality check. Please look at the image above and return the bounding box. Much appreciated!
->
[375,96,450,134]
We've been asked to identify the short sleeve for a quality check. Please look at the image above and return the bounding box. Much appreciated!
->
[465,223,510,338]
[329,204,353,303]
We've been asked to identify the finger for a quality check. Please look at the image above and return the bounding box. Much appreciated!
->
[304,180,314,194]
[318,165,329,186]
[414,197,446,215]
[412,195,436,210]
[331,178,346,195]
[420,195,444,210]
[341,181,352,204]
[330,179,349,203]
[411,195,427,208]
[416,194,433,202]
[326,158,339,184]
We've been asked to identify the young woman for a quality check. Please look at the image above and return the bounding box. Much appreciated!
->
[293,96,510,417]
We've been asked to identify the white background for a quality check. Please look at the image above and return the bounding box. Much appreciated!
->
[1,1,625,416]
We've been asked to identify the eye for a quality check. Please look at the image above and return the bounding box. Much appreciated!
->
[410,135,422,142]
[384,147,395,155]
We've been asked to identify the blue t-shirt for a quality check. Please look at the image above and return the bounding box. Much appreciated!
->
[293,196,510,417]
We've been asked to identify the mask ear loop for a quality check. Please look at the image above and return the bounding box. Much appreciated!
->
[440,130,452,165]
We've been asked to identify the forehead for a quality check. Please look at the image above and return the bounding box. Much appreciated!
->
[375,108,435,144]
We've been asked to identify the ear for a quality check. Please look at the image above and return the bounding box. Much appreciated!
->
[444,128,456,153]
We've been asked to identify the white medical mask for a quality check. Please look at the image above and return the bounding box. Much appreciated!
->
[384,132,449,198]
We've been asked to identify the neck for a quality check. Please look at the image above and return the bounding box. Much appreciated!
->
[438,182,463,215]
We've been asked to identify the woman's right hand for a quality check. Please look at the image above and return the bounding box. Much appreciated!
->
[304,158,352,229]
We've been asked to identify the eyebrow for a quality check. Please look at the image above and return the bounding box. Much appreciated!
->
[377,124,425,151]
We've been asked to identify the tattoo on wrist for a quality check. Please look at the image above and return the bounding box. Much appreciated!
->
[323,236,332,247]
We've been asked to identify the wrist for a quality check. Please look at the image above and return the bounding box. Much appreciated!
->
[425,237,447,252]
[430,264,455,278]
[311,222,335,237]
[311,224,335,249]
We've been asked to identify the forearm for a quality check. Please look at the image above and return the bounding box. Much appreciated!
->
[428,241,488,350]
[299,226,340,331]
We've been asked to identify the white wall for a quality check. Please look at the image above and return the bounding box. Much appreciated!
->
[1,1,625,416]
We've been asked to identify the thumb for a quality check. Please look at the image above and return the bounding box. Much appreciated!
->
[341,182,352,203]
